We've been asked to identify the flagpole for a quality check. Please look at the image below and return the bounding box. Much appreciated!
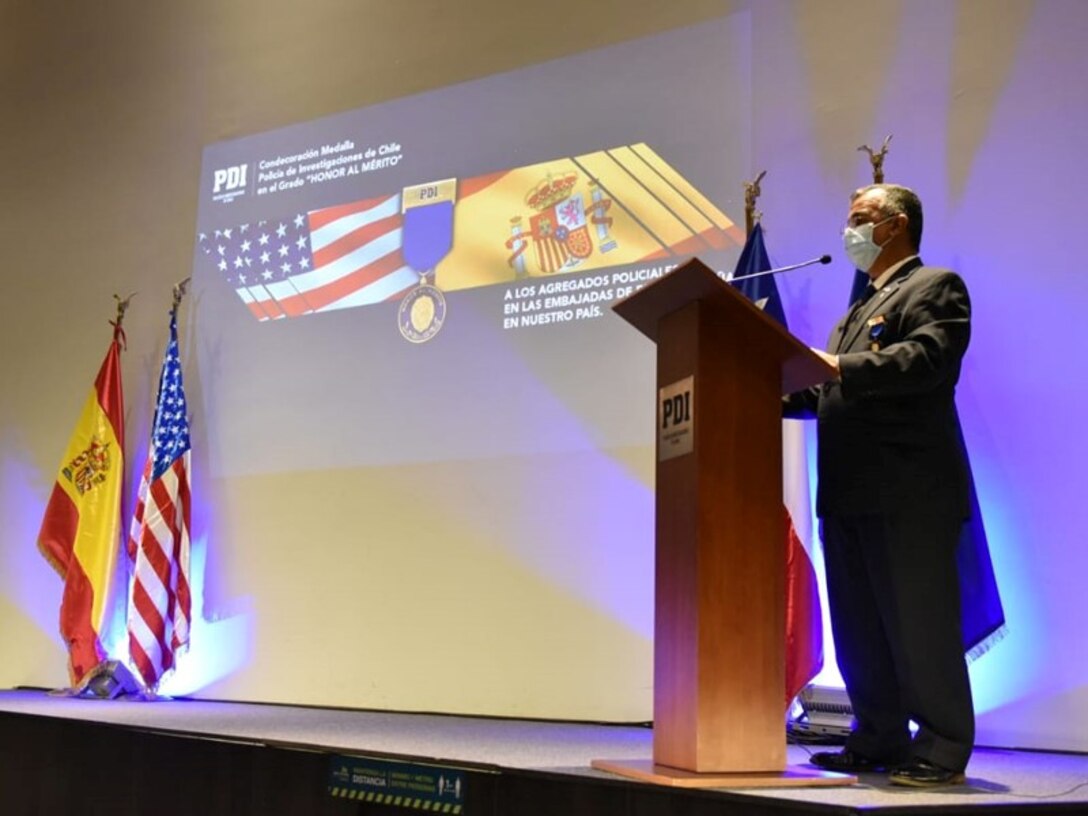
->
[743,170,766,237]
[111,292,136,346]
[857,134,892,184]
[848,136,893,306]
[171,277,191,315]
[127,279,195,692]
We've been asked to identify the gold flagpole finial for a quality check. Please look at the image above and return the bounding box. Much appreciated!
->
[858,134,893,184]
[743,170,767,237]
[112,292,136,328]
[172,277,192,313]
[111,292,136,348]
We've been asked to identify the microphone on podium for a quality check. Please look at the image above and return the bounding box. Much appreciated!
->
[730,254,832,282]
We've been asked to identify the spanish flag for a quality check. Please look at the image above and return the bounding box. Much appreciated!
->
[37,322,126,686]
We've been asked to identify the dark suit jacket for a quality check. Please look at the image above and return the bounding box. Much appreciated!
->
[785,258,971,518]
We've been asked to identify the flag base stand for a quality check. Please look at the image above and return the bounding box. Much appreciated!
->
[49,660,145,700]
[590,759,856,788]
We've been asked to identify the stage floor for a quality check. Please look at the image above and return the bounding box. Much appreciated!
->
[1,688,1086,813]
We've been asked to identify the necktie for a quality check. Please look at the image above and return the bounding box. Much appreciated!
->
[846,284,877,325]
[836,284,877,353]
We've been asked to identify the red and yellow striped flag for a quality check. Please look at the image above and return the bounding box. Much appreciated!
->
[37,323,126,686]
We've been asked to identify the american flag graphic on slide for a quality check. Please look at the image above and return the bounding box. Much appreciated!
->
[198,194,419,321]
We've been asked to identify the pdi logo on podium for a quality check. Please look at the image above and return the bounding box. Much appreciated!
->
[658,375,694,462]
[212,163,249,203]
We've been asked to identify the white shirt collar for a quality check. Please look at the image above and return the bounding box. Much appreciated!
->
[871,254,919,290]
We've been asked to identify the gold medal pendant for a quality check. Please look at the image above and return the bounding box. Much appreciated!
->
[398,272,447,344]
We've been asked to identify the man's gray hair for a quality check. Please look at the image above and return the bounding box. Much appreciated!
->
[851,183,923,250]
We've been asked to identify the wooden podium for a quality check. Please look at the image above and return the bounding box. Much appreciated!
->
[591,258,854,788]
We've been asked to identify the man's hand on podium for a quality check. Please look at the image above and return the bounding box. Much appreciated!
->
[810,347,841,380]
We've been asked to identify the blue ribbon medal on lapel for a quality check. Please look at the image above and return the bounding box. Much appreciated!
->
[866,314,886,351]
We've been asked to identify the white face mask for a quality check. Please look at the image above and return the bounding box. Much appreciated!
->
[843,216,894,272]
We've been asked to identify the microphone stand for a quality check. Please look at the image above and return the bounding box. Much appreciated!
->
[730,256,832,282]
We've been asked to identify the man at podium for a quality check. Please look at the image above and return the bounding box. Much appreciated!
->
[784,184,974,788]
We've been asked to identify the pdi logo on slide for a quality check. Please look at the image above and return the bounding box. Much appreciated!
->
[212,163,248,203]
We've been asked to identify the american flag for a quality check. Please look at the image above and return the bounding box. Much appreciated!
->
[127,311,192,690]
[198,193,418,321]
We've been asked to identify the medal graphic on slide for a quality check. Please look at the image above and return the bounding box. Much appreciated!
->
[398,178,455,343]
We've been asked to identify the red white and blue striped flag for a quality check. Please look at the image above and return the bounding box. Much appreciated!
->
[731,223,824,705]
[127,311,192,690]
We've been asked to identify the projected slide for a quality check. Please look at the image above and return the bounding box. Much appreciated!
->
[200,145,739,328]
[192,16,751,476]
